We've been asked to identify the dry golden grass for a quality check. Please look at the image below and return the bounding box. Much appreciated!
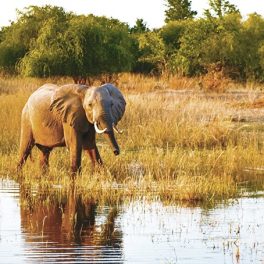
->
[118,73,201,92]
[1,74,264,204]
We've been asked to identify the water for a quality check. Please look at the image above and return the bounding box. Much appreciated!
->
[1,179,264,263]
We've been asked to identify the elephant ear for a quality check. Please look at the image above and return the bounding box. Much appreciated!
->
[50,84,90,132]
[102,83,126,125]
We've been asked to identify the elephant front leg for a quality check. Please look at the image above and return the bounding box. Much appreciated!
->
[70,140,82,176]
[85,146,103,167]
[94,146,103,165]
[83,129,103,169]
[64,125,82,177]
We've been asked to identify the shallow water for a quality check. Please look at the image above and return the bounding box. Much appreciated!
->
[1,179,264,263]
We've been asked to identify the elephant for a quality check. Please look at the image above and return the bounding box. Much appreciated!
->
[17,83,126,175]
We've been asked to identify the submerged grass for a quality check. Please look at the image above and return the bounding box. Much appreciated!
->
[1,75,264,205]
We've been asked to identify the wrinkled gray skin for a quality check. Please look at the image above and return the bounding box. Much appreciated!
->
[17,83,126,175]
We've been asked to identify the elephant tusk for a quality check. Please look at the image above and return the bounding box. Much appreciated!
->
[94,122,107,134]
[112,123,123,134]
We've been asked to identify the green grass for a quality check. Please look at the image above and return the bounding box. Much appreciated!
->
[1,75,264,205]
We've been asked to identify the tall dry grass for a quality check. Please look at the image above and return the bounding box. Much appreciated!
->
[1,74,264,204]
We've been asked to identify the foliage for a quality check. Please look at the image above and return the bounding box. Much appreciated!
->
[63,15,133,78]
[0,6,70,74]
[165,0,197,22]
[17,9,70,77]
[130,18,149,34]
[204,0,239,18]
[242,13,264,81]
[0,43,26,73]
[137,32,166,75]
[0,6,134,79]
[1,4,264,82]
[18,14,133,78]
[129,19,154,74]
[158,13,264,80]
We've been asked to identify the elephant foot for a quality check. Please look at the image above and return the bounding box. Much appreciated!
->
[70,165,81,178]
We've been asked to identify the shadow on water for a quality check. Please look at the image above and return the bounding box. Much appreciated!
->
[17,181,123,263]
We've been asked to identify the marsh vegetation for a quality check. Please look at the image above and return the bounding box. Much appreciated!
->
[1,74,264,204]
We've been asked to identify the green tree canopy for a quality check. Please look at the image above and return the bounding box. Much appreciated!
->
[0,5,70,74]
[137,31,166,74]
[204,0,239,18]
[241,13,264,80]
[165,0,197,22]
[17,13,134,78]
[1,3,264,82]
[130,19,149,34]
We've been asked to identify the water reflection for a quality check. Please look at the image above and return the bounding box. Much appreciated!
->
[19,183,123,263]
[0,180,25,263]
[2,178,264,263]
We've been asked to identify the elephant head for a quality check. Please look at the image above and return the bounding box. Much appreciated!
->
[50,83,126,155]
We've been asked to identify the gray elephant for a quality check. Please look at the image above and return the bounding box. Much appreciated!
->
[17,83,126,175]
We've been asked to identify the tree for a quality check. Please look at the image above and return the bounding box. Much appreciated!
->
[165,0,197,23]
[130,18,149,34]
[242,13,264,80]
[0,43,26,73]
[137,32,166,74]
[0,5,70,74]
[65,15,133,79]
[204,0,239,18]
[18,14,134,79]
[170,18,214,75]
[17,16,70,77]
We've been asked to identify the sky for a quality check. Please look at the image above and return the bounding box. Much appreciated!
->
[1,0,264,29]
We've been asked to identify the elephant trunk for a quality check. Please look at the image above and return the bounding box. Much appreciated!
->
[104,130,120,156]
[95,109,120,155]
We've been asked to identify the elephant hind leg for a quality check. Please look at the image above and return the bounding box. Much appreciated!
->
[17,127,34,171]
